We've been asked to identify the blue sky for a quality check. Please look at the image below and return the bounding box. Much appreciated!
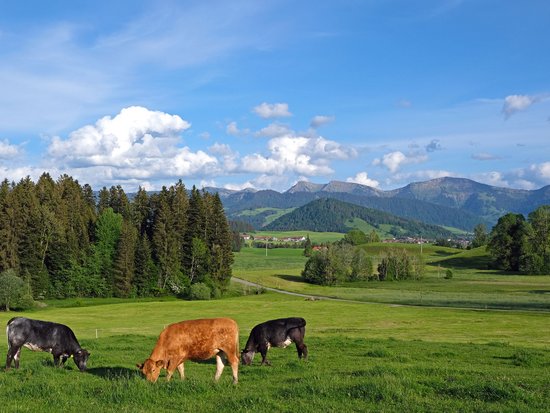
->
[0,0,549,192]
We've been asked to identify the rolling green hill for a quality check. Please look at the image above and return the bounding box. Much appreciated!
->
[264,198,454,239]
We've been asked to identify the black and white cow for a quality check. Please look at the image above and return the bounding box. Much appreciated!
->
[6,317,90,371]
[241,317,308,366]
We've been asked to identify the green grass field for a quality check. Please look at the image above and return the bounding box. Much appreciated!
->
[1,242,549,412]
[0,292,549,412]
[233,245,550,311]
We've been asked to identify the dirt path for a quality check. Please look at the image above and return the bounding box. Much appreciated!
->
[231,277,354,303]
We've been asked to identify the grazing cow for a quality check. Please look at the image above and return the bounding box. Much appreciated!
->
[6,317,90,371]
[241,317,308,366]
[137,317,239,384]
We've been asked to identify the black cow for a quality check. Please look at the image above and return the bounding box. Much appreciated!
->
[6,317,90,371]
[241,317,308,366]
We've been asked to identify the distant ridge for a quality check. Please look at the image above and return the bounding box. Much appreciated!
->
[209,176,550,231]
[264,198,454,239]
[286,180,383,197]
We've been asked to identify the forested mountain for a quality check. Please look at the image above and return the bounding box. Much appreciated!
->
[387,177,550,224]
[213,177,550,230]
[264,198,454,239]
[0,174,233,301]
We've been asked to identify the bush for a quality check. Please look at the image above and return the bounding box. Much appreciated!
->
[377,249,423,281]
[0,270,34,311]
[188,282,211,300]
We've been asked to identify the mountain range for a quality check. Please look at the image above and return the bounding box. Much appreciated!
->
[207,177,550,232]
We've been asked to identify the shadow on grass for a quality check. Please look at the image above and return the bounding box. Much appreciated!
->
[429,254,492,270]
[276,274,303,283]
[87,366,141,379]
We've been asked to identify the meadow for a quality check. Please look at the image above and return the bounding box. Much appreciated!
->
[233,245,550,311]
[0,243,549,412]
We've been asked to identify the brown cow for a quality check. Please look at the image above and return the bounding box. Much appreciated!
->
[137,318,239,384]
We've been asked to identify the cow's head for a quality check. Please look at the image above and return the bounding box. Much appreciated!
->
[74,349,90,371]
[137,358,164,382]
[241,349,255,366]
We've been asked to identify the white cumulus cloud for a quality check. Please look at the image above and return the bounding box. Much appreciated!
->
[226,121,250,137]
[0,139,21,159]
[255,122,292,138]
[373,150,428,173]
[47,106,220,187]
[241,134,354,176]
[253,102,292,119]
[502,94,537,118]
[346,172,380,188]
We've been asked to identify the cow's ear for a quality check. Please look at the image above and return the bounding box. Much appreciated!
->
[155,360,164,368]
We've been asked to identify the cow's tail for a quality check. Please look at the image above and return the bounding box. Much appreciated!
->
[6,318,15,349]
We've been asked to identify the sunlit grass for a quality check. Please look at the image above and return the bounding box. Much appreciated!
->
[0,294,549,412]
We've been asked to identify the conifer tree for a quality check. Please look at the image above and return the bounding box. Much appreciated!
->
[0,179,18,272]
[133,233,157,296]
[204,192,233,288]
[182,186,207,281]
[113,220,137,297]
[132,187,151,236]
[151,188,182,290]
[92,207,123,296]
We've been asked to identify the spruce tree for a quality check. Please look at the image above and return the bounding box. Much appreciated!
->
[151,188,182,291]
[113,220,137,297]
[133,233,157,296]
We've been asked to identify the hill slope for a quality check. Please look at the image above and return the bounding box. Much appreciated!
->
[217,177,550,230]
[264,198,454,239]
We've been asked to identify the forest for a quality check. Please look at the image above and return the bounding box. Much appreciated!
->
[0,173,233,303]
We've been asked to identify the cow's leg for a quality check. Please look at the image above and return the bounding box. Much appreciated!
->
[7,347,22,369]
[14,348,21,369]
[214,354,225,381]
[61,355,69,365]
[259,344,271,366]
[225,352,239,384]
[176,363,185,380]
[296,342,308,360]
[6,345,20,370]
[53,354,61,367]
[166,358,182,381]
[290,327,308,360]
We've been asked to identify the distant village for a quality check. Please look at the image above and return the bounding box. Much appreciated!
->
[240,233,471,249]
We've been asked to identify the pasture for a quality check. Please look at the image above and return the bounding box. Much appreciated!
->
[1,243,550,412]
[233,245,550,311]
[1,291,549,412]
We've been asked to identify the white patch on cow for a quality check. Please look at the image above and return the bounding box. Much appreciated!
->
[23,343,47,352]
[281,337,292,348]
[266,342,271,350]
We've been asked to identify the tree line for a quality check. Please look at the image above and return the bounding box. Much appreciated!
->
[0,173,234,304]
